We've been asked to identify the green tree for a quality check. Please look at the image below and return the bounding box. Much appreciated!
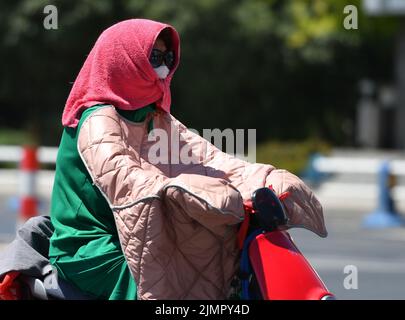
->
[0,0,399,146]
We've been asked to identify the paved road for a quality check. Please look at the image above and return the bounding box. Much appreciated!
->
[290,208,405,300]
[1,194,405,299]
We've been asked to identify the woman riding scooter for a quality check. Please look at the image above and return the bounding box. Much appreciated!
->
[1,18,327,300]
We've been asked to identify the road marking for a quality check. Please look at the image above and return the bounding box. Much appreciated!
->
[0,242,10,252]
[314,182,405,211]
[307,255,405,273]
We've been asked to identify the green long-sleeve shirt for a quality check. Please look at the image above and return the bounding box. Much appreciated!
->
[49,104,155,300]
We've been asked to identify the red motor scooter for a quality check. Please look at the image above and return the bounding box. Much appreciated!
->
[239,187,335,300]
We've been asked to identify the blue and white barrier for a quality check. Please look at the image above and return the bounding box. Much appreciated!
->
[304,153,405,228]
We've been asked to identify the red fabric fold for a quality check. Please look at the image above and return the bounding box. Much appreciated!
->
[237,200,256,250]
[0,271,22,300]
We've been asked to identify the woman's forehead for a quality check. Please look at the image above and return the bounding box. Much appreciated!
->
[153,38,167,51]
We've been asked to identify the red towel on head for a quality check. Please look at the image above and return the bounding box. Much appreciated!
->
[62,18,180,128]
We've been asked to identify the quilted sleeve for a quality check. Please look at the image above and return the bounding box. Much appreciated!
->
[163,173,245,237]
[77,106,169,208]
[171,116,275,201]
[202,139,275,201]
[264,169,327,237]
[204,140,327,237]
[172,116,327,237]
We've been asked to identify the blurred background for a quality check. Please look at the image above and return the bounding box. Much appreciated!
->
[1,0,405,299]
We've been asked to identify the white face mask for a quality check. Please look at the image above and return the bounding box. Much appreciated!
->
[154,65,170,79]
